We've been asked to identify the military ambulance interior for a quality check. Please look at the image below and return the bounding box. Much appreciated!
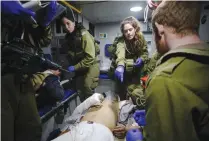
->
[1,1,209,141]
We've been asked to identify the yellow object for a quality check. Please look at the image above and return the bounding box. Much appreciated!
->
[59,0,82,14]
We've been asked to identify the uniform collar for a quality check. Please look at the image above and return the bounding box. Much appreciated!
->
[156,43,209,66]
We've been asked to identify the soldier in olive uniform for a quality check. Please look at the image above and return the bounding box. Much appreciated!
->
[34,69,65,110]
[109,16,149,101]
[60,8,100,102]
[127,51,161,108]
[142,1,209,141]
[146,51,161,75]
[1,1,59,141]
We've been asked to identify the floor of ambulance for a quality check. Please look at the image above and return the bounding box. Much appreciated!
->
[41,78,125,141]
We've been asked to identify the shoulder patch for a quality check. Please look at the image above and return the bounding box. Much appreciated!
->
[146,56,186,86]
[80,29,88,36]
[117,36,124,42]
[81,31,86,36]
[158,57,186,75]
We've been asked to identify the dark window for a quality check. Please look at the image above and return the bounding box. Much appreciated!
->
[56,19,61,33]
[89,22,95,37]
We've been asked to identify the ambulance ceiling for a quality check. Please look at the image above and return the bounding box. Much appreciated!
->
[71,1,148,24]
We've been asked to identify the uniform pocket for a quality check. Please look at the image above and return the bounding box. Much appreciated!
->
[91,77,99,89]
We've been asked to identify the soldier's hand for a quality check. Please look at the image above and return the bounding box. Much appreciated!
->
[133,110,146,126]
[115,65,124,82]
[68,66,75,72]
[134,57,143,68]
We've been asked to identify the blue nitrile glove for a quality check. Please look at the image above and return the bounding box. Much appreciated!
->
[41,0,57,27]
[134,58,143,68]
[68,66,75,72]
[133,110,146,126]
[1,1,35,17]
[115,65,124,82]
[126,129,143,141]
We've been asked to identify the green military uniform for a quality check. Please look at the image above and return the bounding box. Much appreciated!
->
[144,43,209,141]
[64,24,100,102]
[2,18,52,141]
[146,51,162,75]
[107,36,120,59]
[2,21,52,49]
[109,32,149,100]
[128,51,161,108]
[30,72,51,92]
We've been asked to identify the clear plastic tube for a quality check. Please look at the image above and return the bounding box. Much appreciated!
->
[144,5,149,23]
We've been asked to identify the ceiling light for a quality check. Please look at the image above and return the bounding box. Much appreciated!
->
[130,6,142,12]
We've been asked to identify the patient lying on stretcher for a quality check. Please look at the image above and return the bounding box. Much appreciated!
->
[51,91,141,141]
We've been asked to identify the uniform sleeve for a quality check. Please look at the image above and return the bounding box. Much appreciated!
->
[146,52,161,74]
[115,39,126,67]
[144,76,198,141]
[107,44,115,58]
[30,24,53,47]
[74,31,95,70]
[44,75,64,101]
[107,37,119,58]
[139,34,149,64]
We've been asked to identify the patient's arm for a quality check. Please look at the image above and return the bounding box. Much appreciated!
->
[81,93,119,130]
[113,124,142,139]
[65,93,104,124]
[72,93,104,115]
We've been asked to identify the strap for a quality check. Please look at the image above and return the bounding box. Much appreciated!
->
[158,52,209,67]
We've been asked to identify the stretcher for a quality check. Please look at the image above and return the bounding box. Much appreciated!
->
[39,89,77,123]
[39,73,111,123]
